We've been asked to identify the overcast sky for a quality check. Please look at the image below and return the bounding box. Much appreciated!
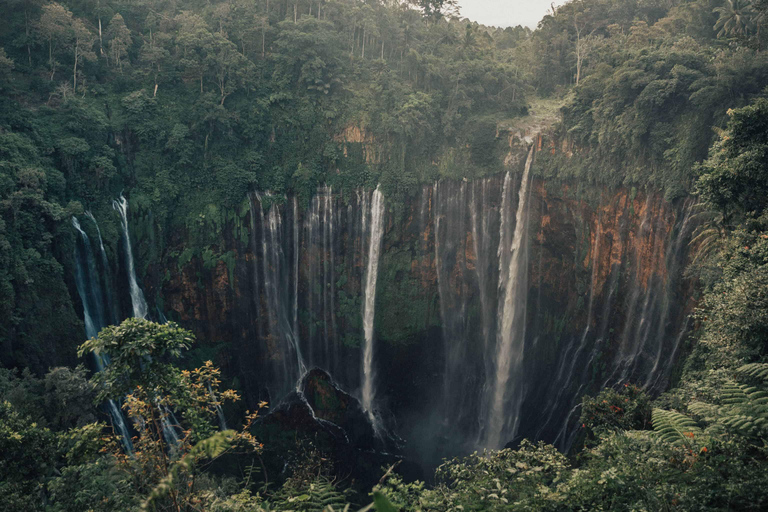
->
[457,0,570,29]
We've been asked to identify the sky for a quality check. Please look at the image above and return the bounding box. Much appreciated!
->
[456,0,570,29]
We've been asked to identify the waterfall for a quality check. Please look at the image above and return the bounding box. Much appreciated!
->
[327,188,338,361]
[302,185,340,374]
[540,193,697,451]
[470,180,494,356]
[112,196,182,447]
[471,179,500,406]
[483,144,535,449]
[434,179,476,432]
[361,185,385,429]
[535,217,603,440]
[306,193,319,366]
[85,211,120,325]
[71,217,133,453]
[250,192,305,397]
[644,198,696,389]
[72,217,107,339]
[112,195,148,319]
[293,197,300,357]
[160,405,181,450]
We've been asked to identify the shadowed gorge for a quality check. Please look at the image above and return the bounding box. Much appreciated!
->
[106,135,697,468]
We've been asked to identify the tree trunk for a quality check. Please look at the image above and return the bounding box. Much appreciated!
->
[25,11,31,66]
[49,37,54,80]
[362,27,366,59]
[576,50,581,85]
[73,42,78,92]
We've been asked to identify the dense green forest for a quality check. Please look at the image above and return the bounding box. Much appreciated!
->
[4,0,768,509]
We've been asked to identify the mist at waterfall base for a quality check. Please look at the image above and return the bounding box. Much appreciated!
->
[70,143,697,474]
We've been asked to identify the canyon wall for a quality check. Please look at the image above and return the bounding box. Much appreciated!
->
[133,138,697,466]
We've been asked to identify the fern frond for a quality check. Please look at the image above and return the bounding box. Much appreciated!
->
[721,380,749,405]
[688,402,721,423]
[273,478,349,512]
[652,409,702,446]
[737,363,768,382]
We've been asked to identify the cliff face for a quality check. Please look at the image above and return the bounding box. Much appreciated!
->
[143,142,697,465]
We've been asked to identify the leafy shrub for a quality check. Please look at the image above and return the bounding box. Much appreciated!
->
[580,384,652,441]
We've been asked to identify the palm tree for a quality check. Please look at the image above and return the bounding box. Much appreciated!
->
[714,0,756,39]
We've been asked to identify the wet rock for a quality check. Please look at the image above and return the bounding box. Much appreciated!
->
[260,390,348,444]
[300,368,376,450]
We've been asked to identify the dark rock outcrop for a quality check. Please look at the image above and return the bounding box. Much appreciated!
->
[300,368,376,450]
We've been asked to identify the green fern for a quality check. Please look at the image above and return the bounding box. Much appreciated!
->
[710,374,768,439]
[721,394,768,438]
[721,379,750,405]
[688,402,721,423]
[688,207,724,266]
[652,408,703,446]
[273,477,350,512]
[736,363,768,382]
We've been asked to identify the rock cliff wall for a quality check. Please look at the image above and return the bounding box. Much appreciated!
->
[137,138,696,466]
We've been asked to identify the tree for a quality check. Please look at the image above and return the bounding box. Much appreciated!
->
[697,98,768,224]
[714,0,756,39]
[138,11,173,96]
[572,14,601,85]
[412,0,459,23]
[207,31,250,105]
[70,16,95,92]
[0,48,14,86]
[78,318,264,511]
[37,3,95,91]
[38,2,72,80]
[0,401,59,510]
[175,11,213,94]
[105,13,131,72]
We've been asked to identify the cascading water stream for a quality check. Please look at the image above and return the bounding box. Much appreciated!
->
[535,218,604,441]
[112,195,148,320]
[434,180,467,401]
[302,186,339,372]
[207,382,228,430]
[293,197,300,359]
[250,192,305,397]
[483,143,535,450]
[361,186,385,431]
[71,217,133,453]
[470,180,495,356]
[327,189,338,361]
[545,194,696,451]
[85,210,120,325]
[644,198,696,389]
[112,196,182,447]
